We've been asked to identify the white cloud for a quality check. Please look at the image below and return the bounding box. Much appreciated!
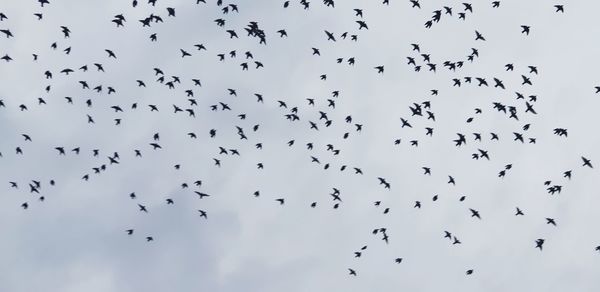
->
[1,1,600,291]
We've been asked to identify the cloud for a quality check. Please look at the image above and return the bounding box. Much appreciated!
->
[1,1,600,292]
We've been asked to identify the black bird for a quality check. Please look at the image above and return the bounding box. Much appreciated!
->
[553,128,568,137]
[354,8,363,17]
[525,102,537,114]
[138,204,148,213]
[515,208,524,216]
[493,78,505,89]
[469,208,481,219]
[521,75,532,85]
[105,49,116,58]
[356,21,368,30]
[463,2,473,12]
[325,30,336,41]
[582,156,593,168]
[528,66,538,74]
[444,231,452,239]
[0,29,14,38]
[453,237,461,245]
[475,30,485,41]
[377,177,391,189]
[400,118,412,128]
[535,239,545,250]
[167,7,175,16]
[448,176,456,185]
[198,210,208,219]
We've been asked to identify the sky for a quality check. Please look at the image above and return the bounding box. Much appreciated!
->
[1,0,600,291]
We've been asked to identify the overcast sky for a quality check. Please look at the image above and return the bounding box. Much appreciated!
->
[1,0,600,291]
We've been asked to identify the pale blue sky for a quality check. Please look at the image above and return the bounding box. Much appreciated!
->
[1,1,600,291]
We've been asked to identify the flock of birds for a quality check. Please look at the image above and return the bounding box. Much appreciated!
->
[1,0,599,281]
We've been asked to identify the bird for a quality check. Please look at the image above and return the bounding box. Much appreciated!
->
[356,21,368,30]
[554,5,564,13]
[181,49,191,58]
[167,7,175,17]
[451,235,461,244]
[198,210,208,219]
[325,30,336,41]
[582,157,593,168]
[546,218,557,226]
[528,66,538,74]
[1,29,14,38]
[354,9,363,18]
[138,204,148,213]
[515,208,524,216]
[475,30,486,41]
[469,208,481,219]
[535,239,545,250]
